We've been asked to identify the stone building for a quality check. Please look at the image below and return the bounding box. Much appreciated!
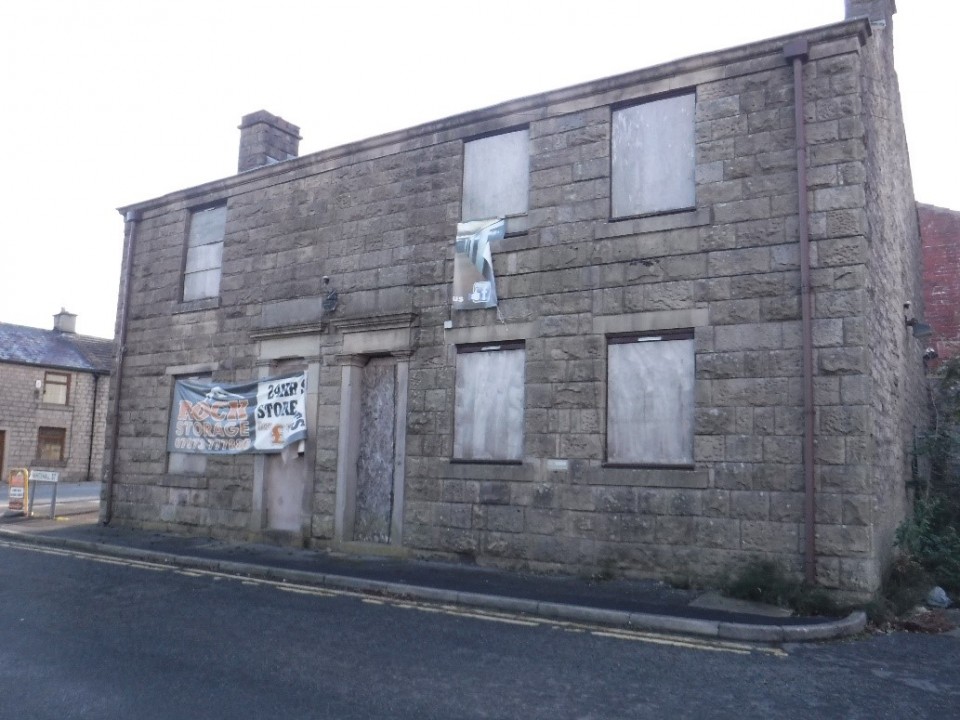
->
[0,310,113,485]
[105,0,927,599]
[919,203,960,364]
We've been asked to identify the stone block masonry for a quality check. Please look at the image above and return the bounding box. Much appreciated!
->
[108,14,924,601]
[0,363,110,484]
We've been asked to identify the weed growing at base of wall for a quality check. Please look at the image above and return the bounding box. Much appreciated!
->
[897,357,960,594]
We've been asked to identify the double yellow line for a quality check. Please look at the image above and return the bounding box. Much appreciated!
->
[1,539,787,657]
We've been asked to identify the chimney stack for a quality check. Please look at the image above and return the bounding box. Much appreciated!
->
[237,110,301,173]
[53,308,77,334]
[845,0,896,27]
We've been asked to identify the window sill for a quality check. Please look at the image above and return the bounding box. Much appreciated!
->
[450,458,523,466]
[603,462,695,470]
[593,464,708,489]
[175,297,221,314]
[599,206,709,239]
[160,474,209,489]
[33,459,67,468]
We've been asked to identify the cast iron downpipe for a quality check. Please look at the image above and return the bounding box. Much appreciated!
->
[85,373,100,482]
[785,38,817,584]
[102,209,140,524]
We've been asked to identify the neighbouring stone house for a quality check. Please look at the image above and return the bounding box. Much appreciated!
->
[0,310,113,485]
[919,203,960,364]
[104,0,928,599]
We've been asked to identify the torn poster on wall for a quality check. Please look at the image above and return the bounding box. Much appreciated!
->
[452,218,505,310]
[167,374,307,454]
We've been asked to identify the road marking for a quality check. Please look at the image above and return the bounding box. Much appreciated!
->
[0,538,788,656]
[591,628,788,657]
[276,585,336,598]
[592,629,750,654]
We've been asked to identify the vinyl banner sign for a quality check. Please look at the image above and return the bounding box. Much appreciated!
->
[168,374,307,454]
[452,218,505,310]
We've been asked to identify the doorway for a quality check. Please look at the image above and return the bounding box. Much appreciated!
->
[264,358,309,533]
[354,358,397,543]
[335,354,409,547]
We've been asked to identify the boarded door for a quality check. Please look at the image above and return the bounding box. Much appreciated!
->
[354,358,396,543]
[265,360,308,533]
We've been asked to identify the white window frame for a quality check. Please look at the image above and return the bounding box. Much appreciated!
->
[42,371,70,405]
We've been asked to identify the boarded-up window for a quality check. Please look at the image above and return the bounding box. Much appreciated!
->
[454,343,525,461]
[611,93,696,218]
[183,204,226,302]
[607,330,695,466]
[462,129,529,233]
[42,371,70,405]
[168,374,209,474]
[37,426,66,462]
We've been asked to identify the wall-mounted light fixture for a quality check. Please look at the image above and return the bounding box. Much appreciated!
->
[34,379,43,395]
[906,318,933,339]
[321,275,338,314]
[904,302,934,339]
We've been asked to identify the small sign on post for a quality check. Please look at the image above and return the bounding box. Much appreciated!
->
[27,470,60,519]
[7,469,29,514]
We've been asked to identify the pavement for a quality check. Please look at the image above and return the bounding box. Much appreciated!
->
[0,494,867,644]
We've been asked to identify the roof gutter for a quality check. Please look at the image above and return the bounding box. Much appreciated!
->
[101,209,140,525]
[784,38,817,585]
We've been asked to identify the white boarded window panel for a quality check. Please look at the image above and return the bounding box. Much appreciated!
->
[462,130,530,223]
[188,205,227,247]
[611,93,696,218]
[183,204,226,301]
[607,338,695,465]
[168,374,209,474]
[185,242,223,273]
[454,348,524,461]
[183,268,222,302]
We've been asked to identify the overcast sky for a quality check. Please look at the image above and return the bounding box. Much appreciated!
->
[0,0,953,339]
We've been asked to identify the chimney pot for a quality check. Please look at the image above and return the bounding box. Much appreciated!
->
[54,308,77,334]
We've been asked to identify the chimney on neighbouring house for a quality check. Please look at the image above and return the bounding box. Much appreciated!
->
[845,0,896,27]
[237,110,302,173]
[53,308,77,334]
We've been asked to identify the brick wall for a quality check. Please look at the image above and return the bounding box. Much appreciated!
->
[108,18,923,599]
[919,203,960,363]
[0,362,110,484]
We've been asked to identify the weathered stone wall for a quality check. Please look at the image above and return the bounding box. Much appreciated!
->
[0,362,108,483]
[108,18,921,595]
[856,20,928,593]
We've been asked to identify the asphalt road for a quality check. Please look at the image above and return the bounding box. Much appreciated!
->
[0,539,957,720]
